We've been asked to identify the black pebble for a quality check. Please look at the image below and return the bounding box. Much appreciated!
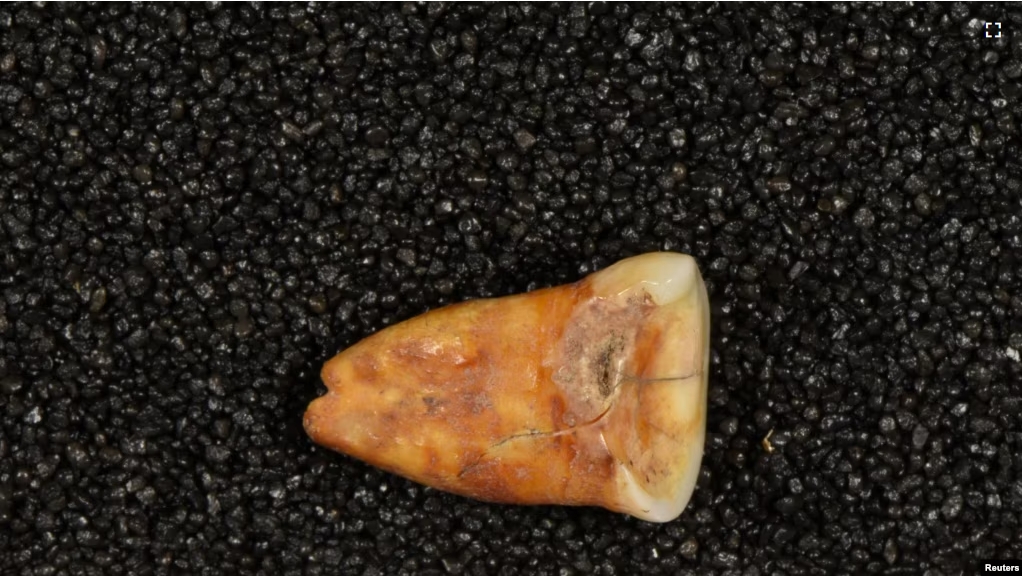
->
[812,134,837,156]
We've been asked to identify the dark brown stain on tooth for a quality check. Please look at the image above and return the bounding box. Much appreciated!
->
[421,396,442,415]
[594,334,624,398]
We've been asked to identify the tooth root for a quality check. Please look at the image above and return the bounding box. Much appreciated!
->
[304,252,710,522]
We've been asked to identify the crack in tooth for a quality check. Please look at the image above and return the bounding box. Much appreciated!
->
[459,369,703,478]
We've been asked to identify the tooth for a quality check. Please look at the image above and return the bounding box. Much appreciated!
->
[304,252,710,522]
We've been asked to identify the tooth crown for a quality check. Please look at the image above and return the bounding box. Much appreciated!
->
[304,252,709,522]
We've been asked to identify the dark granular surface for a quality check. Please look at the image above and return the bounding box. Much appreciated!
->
[1,3,1021,575]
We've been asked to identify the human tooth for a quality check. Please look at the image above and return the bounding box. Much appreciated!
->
[303,252,710,522]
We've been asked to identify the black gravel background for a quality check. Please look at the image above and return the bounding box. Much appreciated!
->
[2,2,1021,575]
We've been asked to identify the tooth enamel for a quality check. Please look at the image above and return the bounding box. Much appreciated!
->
[304,252,710,522]
[590,251,701,306]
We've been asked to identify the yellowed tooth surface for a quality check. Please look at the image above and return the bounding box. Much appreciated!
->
[304,252,710,522]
